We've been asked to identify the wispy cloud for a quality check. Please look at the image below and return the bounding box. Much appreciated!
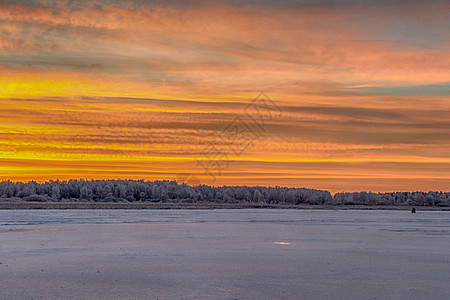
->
[0,0,449,192]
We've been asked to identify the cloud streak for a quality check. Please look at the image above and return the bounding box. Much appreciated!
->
[0,0,449,192]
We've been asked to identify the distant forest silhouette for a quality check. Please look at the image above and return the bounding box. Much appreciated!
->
[0,180,448,207]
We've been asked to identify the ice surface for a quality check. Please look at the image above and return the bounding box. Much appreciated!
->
[0,209,449,299]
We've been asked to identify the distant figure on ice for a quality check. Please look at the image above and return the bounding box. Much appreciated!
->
[411,207,416,213]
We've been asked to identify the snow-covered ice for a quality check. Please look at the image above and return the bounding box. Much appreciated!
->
[0,209,449,299]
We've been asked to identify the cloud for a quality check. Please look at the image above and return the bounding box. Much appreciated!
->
[1,0,449,89]
[0,0,449,192]
[349,82,450,96]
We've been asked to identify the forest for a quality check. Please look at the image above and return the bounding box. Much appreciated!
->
[0,179,448,207]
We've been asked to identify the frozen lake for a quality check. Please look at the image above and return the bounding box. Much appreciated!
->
[1,209,449,300]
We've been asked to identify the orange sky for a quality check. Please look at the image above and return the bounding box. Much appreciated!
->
[1,0,449,193]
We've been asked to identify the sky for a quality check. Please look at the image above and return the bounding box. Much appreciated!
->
[1,0,449,193]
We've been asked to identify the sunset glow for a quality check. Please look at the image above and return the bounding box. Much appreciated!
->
[1,0,449,193]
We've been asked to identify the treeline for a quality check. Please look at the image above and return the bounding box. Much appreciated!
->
[0,179,448,206]
[334,191,450,207]
[0,179,332,204]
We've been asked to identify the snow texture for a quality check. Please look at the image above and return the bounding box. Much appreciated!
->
[0,209,449,299]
